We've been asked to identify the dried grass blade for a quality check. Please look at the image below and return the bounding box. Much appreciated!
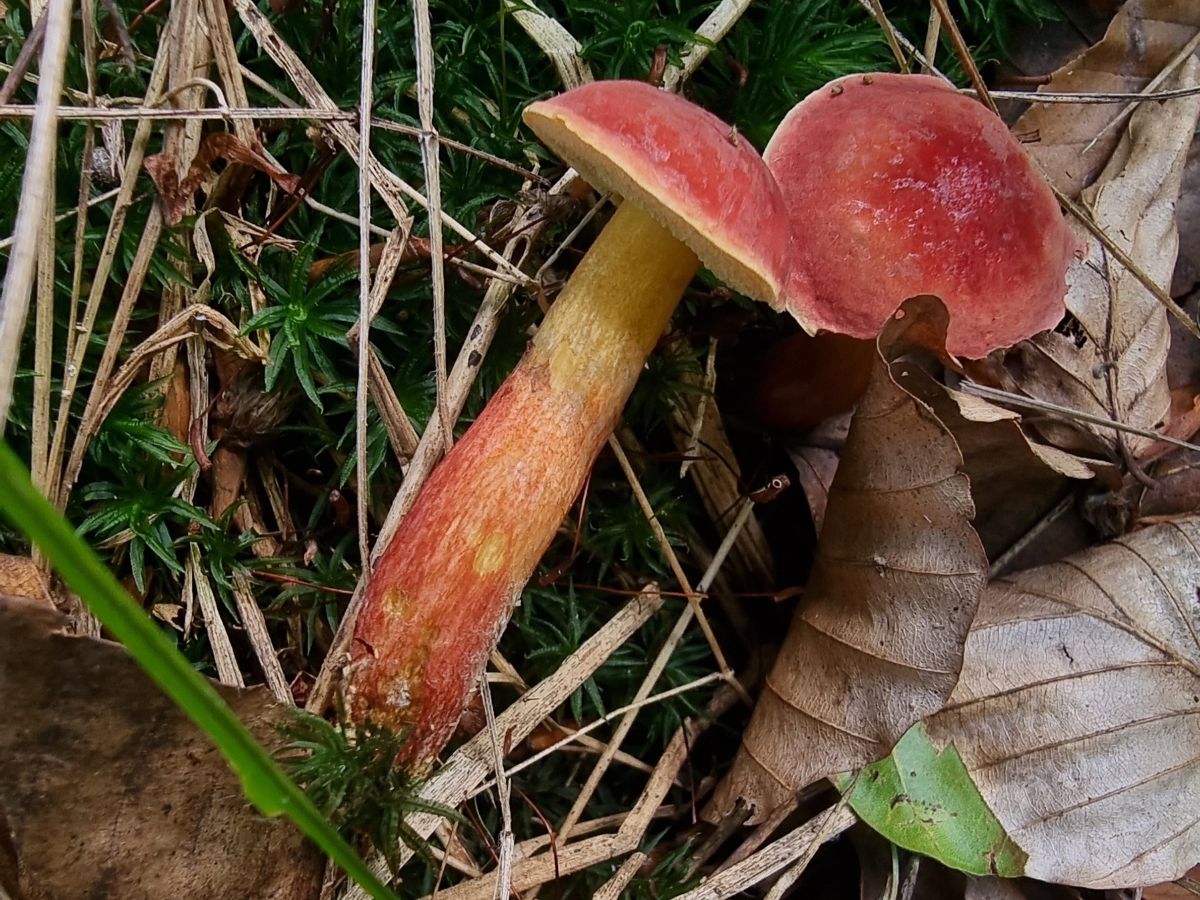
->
[0,0,72,434]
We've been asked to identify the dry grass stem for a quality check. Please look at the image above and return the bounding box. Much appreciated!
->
[593,851,648,900]
[663,0,753,91]
[354,0,379,581]
[232,571,292,704]
[0,0,72,434]
[187,544,244,687]
[506,0,593,90]
[868,0,910,72]
[922,4,940,73]
[0,103,352,120]
[986,85,1200,103]
[412,0,453,450]
[678,336,717,479]
[608,434,745,700]
[0,187,119,252]
[479,672,724,794]
[43,23,174,506]
[962,376,1200,453]
[1083,30,1200,154]
[930,0,996,114]
[479,673,515,900]
[853,0,942,77]
[674,806,856,900]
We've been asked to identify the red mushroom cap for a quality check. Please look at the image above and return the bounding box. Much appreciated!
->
[766,73,1076,358]
[524,80,792,306]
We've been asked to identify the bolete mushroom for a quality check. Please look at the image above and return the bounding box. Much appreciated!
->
[769,72,1076,359]
[713,73,1079,821]
[347,81,791,769]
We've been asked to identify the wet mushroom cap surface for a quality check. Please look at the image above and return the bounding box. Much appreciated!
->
[766,73,1076,359]
[524,79,792,306]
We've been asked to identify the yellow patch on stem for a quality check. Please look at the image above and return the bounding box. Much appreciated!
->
[473,532,509,576]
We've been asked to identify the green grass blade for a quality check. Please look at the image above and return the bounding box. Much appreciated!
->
[0,440,399,900]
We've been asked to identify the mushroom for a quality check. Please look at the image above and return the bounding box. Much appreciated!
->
[713,73,1079,821]
[346,80,792,769]
[768,72,1076,359]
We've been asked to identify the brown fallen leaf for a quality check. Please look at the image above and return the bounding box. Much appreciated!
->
[0,595,323,900]
[998,59,1200,462]
[926,517,1200,889]
[1014,0,1200,197]
[1144,865,1200,900]
[710,297,987,820]
[146,132,302,225]
[912,383,1095,562]
[786,411,852,535]
[0,554,52,607]
[1172,144,1200,298]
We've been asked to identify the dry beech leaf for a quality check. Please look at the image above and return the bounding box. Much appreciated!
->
[0,554,52,607]
[146,132,301,225]
[911,382,1094,561]
[1173,144,1200,297]
[786,411,852,535]
[925,517,1200,888]
[1143,865,1200,900]
[1001,59,1200,460]
[710,297,987,820]
[1014,0,1200,197]
[0,595,323,900]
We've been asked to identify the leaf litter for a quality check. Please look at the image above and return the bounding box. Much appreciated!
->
[8,0,1200,898]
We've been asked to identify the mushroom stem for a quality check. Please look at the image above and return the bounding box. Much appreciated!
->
[349,201,698,769]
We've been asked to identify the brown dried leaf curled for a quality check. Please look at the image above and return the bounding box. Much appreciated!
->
[1014,0,1200,198]
[1001,59,1200,460]
[711,297,988,820]
[927,518,1200,888]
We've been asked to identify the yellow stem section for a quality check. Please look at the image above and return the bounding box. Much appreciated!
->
[350,200,699,765]
[528,201,701,406]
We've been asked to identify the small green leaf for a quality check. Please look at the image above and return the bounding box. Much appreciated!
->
[839,723,1026,878]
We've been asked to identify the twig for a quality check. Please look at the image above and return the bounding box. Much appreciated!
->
[412,0,452,450]
[354,0,378,582]
[0,0,73,433]
[959,382,1200,454]
[608,434,746,701]
[1083,30,1200,155]
[662,0,753,92]
[479,673,515,900]
[672,806,856,900]
[930,0,996,115]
